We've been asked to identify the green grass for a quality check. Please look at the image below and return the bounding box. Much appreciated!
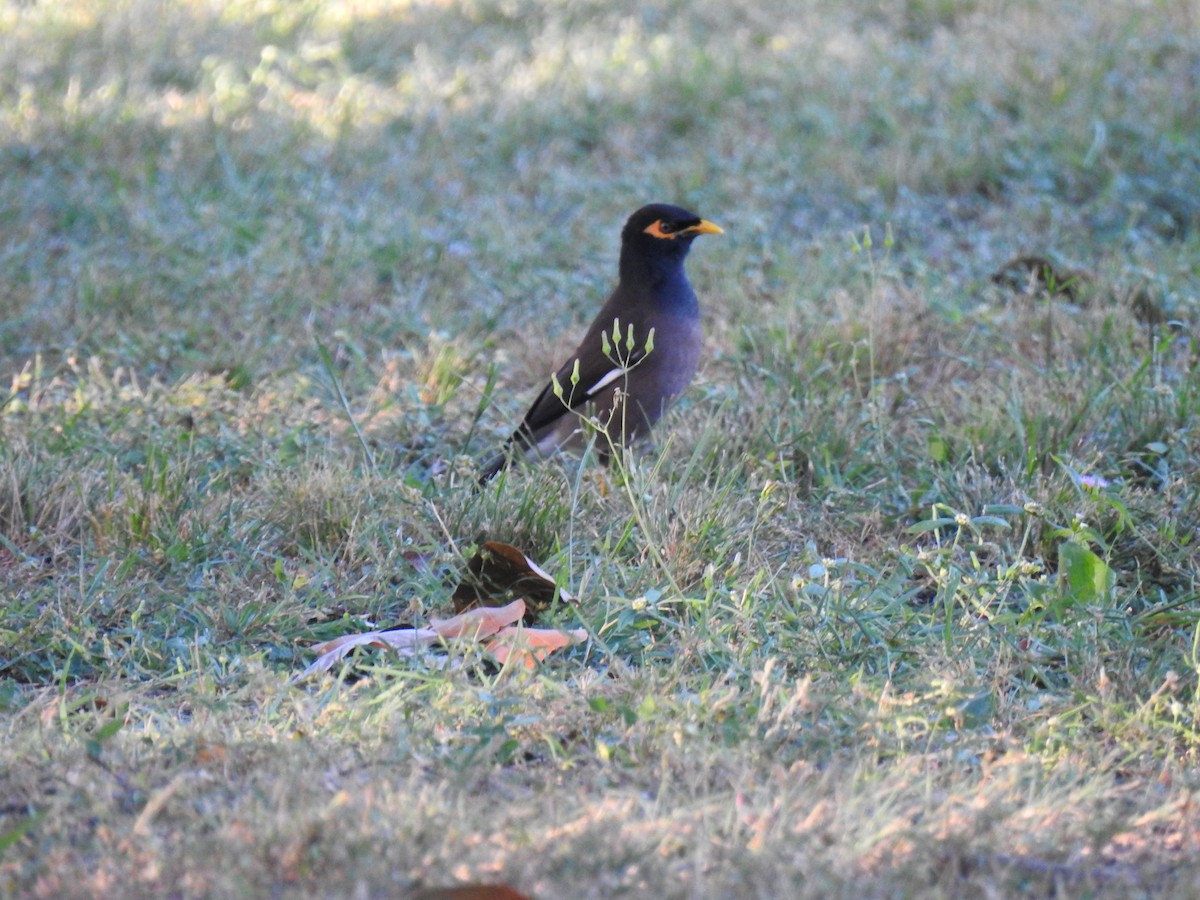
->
[2,0,1200,896]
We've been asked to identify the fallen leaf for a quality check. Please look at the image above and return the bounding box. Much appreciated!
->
[310,626,436,658]
[430,600,527,640]
[296,601,530,680]
[408,885,530,900]
[485,626,589,670]
[401,549,436,573]
[991,254,1093,301]
[452,541,574,618]
[296,628,436,678]
[298,542,587,680]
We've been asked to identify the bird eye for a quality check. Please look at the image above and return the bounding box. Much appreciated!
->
[657,221,675,234]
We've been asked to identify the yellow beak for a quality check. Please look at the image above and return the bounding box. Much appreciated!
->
[685,219,724,236]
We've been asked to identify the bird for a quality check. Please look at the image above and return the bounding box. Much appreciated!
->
[479,203,722,483]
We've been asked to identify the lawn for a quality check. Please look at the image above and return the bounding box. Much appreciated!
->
[2,0,1199,896]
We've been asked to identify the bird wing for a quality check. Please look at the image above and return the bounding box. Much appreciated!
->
[516,345,646,438]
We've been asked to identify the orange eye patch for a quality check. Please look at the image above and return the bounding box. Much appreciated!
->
[643,220,679,239]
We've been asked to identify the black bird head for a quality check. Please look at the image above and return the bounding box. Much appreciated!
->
[620,202,721,257]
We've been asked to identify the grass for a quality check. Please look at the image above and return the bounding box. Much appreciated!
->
[2,0,1200,896]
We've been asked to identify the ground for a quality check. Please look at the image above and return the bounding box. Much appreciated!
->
[1,0,1199,897]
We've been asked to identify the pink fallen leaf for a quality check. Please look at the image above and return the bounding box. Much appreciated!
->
[484,626,588,670]
[430,600,526,640]
[296,601,529,680]
[302,627,439,674]
[297,628,435,679]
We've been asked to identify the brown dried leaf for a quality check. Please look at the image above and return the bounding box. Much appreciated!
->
[408,885,530,900]
[400,549,436,573]
[452,540,573,618]
[991,254,1094,301]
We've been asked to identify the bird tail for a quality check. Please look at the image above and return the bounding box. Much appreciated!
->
[478,423,543,484]
[477,448,509,484]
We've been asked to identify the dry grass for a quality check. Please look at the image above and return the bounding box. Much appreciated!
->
[2,0,1200,896]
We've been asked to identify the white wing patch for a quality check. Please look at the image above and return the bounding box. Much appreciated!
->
[583,367,625,398]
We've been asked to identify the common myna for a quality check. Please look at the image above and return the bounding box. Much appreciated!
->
[479,203,722,483]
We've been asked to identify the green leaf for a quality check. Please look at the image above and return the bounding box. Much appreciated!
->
[0,811,44,854]
[941,565,963,652]
[983,504,1025,516]
[1057,541,1112,604]
[906,518,957,534]
[957,691,993,726]
[93,715,126,742]
[970,516,1012,530]
[927,433,949,463]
